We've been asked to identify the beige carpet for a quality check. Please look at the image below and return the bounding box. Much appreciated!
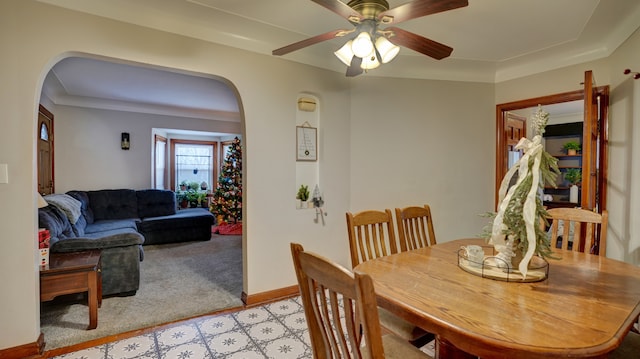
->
[40,234,243,350]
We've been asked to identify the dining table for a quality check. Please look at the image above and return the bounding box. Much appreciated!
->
[354,238,640,359]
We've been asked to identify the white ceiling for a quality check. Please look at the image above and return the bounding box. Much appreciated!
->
[43,57,241,123]
[38,0,640,120]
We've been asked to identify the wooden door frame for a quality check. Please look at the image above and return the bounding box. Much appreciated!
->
[153,134,168,190]
[38,104,54,195]
[495,87,609,210]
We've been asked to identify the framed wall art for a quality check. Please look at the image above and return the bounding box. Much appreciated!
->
[296,125,317,161]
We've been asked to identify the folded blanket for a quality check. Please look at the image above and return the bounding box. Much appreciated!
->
[44,194,82,224]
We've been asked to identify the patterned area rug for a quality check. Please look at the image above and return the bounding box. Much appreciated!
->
[40,234,243,350]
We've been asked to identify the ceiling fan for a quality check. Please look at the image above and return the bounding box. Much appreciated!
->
[272,0,469,77]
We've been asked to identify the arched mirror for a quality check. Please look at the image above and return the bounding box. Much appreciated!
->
[495,71,609,212]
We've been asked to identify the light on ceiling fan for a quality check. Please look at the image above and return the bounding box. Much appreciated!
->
[351,31,374,58]
[375,36,400,63]
[360,54,380,70]
[334,40,355,66]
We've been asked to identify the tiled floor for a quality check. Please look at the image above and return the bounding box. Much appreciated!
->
[52,296,436,359]
[52,297,312,359]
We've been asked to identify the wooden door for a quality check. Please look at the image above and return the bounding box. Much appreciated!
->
[494,110,527,204]
[37,105,54,195]
[505,112,526,169]
[581,70,600,211]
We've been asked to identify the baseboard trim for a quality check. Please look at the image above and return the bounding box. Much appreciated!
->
[0,332,44,358]
[241,285,299,306]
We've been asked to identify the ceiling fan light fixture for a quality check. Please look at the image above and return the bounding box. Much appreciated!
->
[351,31,374,58]
[375,36,400,63]
[272,0,468,77]
[334,40,355,66]
[360,53,380,70]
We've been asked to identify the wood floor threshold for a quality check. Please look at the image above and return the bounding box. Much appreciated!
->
[39,286,300,358]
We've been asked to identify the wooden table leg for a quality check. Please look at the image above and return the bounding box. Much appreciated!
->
[97,266,102,308]
[87,271,98,330]
[435,336,476,359]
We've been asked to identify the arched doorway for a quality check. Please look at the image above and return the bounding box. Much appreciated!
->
[37,54,246,348]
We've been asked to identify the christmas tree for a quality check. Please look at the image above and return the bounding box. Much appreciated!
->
[211,137,242,223]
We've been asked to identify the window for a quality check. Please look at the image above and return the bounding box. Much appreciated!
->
[154,135,167,189]
[40,123,49,141]
[170,139,217,191]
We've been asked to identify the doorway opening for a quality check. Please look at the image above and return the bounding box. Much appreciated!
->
[37,54,246,349]
[495,74,609,212]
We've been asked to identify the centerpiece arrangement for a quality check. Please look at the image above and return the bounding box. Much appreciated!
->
[477,105,561,280]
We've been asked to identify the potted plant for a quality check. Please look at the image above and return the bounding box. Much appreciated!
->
[176,191,188,209]
[296,184,310,209]
[562,141,581,155]
[188,181,200,191]
[565,168,582,203]
[185,190,201,208]
[197,192,208,208]
[564,168,582,185]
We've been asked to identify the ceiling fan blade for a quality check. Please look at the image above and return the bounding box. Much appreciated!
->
[272,29,348,56]
[311,0,363,23]
[378,0,468,25]
[346,56,363,77]
[386,27,453,60]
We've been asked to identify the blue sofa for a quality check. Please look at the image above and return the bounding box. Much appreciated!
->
[38,189,214,296]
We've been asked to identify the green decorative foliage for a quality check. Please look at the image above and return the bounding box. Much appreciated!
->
[500,161,558,260]
[296,185,310,202]
[564,168,581,185]
[562,141,581,152]
[482,105,561,263]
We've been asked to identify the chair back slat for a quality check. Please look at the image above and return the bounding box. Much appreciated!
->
[292,243,362,359]
[584,224,594,252]
[346,210,398,268]
[291,243,390,359]
[546,208,608,256]
[395,205,437,252]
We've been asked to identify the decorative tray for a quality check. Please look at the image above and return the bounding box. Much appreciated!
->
[457,246,549,282]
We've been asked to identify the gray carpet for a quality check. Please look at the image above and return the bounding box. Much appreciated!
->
[40,234,243,350]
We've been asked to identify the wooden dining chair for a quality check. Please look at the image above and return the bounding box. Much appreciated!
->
[546,208,608,256]
[290,243,432,359]
[346,209,399,267]
[346,209,434,347]
[545,209,640,356]
[395,205,437,251]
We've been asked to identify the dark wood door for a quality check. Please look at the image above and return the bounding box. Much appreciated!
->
[37,105,54,195]
[505,112,526,169]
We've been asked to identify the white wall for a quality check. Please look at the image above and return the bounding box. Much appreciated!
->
[606,28,640,264]
[52,105,240,192]
[349,77,496,241]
